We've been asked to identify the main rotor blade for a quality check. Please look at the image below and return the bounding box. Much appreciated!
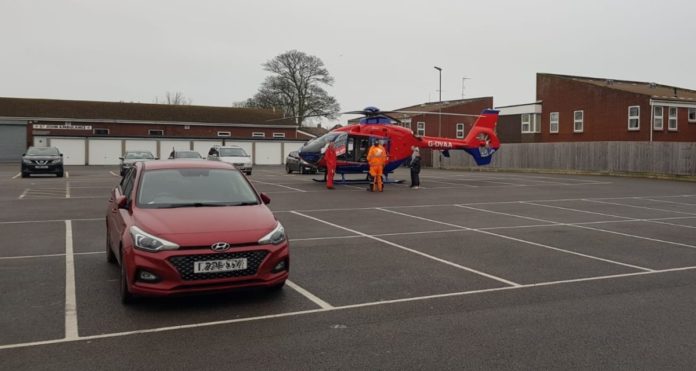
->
[394,110,484,118]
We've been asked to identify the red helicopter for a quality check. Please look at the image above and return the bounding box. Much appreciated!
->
[297,106,500,183]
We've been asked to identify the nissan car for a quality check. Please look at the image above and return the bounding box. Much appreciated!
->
[105,160,288,303]
[21,146,64,177]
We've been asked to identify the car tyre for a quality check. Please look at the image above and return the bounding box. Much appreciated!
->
[299,167,305,175]
[21,172,29,178]
[246,170,252,176]
[106,228,116,264]
[286,165,292,174]
[120,249,134,305]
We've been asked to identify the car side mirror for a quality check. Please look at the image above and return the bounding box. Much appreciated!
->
[155,157,160,160]
[60,154,64,157]
[260,192,271,204]
[22,153,25,156]
[116,195,128,209]
[118,157,124,160]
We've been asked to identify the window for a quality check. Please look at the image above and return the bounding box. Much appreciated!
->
[668,107,678,131]
[273,132,286,138]
[148,129,164,136]
[627,106,640,130]
[573,110,584,133]
[402,119,412,131]
[416,122,425,136]
[456,123,464,138]
[549,112,559,134]
[93,128,109,135]
[688,108,696,122]
[217,131,231,137]
[652,106,663,130]
[252,132,265,138]
[521,114,541,134]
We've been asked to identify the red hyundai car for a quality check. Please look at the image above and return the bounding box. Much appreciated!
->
[106,160,289,304]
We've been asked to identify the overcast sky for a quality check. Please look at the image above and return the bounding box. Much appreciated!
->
[2,0,695,126]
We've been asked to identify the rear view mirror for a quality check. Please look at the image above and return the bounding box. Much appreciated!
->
[116,195,128,209]
[260,192,271,204]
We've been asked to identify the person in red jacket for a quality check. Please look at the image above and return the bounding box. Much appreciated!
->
[325,142,337,189]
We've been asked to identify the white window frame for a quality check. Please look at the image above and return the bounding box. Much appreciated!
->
[668,107,678,131]
[148,129,164,136]
[93,128,110,135]
[217,131,231,137]
[573,110,584,133]
[416,122,425,136]
[688,108,696,123]
[252,132,265,138]
[549,112,559,134]
[521,114,531,133]
[532,113,540,133]
[456,123,464,138]
[273,132,286,138]
[652,106,663,131]
[627,106,640,131]
[402,119,412,131]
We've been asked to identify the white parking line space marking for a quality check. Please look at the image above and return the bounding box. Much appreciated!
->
[1,265,695,351]
[286,280,334,309]
[66,181,71,199]
[584,198,696,216]
[109,171,119,177]
[251,180,307,192]
[0,218,102,225]
[18,188,29,199]
[64,220,79,340]
[291,211,521,287]
[65,171,70,178]
[384,206,653,272]
[11,172,21,179]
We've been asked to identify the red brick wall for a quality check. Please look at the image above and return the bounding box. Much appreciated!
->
[537,74,696,142]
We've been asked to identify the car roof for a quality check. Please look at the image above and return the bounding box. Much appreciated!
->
[143,160,236,171]
[213,145,244,148]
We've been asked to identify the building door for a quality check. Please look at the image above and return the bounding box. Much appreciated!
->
[0,121,27,162]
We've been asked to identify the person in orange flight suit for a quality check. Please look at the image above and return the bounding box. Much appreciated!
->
[324,142,337,189]
[366,140,388,192]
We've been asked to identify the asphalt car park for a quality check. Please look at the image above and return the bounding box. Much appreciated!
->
[1,163,696,369]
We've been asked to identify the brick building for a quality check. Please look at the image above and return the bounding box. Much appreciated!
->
[536,73,696,142]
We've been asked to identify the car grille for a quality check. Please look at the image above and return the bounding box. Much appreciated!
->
[169,251,269,281]
[32,160,51,165]
[233,163,245,167]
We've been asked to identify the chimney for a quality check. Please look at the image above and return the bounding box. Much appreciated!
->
[673,88,678,97]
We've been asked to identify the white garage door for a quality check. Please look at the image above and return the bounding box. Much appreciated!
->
[49,138,86,165]
[125,140,158,157]
[160,140,192,158]
[88,139,122,165]
[283,142,304,164]
[193,140,223,157]
[255,142,282,165]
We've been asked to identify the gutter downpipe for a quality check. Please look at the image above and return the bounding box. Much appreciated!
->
[649,100,653,143]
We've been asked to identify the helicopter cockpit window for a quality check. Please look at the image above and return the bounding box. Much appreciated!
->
[301,132,340,154]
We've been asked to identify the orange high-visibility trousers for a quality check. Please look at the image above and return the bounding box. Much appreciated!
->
[369,165,383,192]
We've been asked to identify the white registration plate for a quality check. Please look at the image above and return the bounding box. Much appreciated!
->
[35,165,48,169]
[193,258,247,273]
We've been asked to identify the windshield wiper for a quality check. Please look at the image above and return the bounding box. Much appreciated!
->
[161,202,230,209]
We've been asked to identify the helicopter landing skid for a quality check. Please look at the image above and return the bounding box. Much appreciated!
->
[312,173,405,185]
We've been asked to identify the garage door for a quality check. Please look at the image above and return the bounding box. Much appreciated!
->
[88,139,122,165]
[255,142,282,165]
[159,140,192,158]
[50,138,86,165]
[283,142,304,164]
[193,140,223,157]
[125,140,157,157]
[0,122,26,162]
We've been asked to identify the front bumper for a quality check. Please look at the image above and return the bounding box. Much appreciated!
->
[124,241,289,297]
[22,163,63,174]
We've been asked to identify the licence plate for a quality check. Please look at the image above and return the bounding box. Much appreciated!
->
[193,258,247,273]
[35,165,48,169]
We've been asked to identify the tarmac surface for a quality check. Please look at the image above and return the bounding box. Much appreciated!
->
[1,164,696,370]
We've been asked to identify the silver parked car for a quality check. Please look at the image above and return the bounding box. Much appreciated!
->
[119,150,156,176]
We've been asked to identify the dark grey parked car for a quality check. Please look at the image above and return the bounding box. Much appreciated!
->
[285,150,317,174]
[21,146,64,178]
[119,150,156,176]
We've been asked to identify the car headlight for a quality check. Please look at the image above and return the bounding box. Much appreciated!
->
[258,222,286,245]
[22,159,32,164]
[129,226,179,252]
[51,159,63,164]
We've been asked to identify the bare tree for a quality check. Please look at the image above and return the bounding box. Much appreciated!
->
[243,50,339,126]
[155,91,192,105]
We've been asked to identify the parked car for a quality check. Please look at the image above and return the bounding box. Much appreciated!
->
[207,145,252,175]
[285,150,317,174]
[119,150,156,176]
[21,146,64,178]
[168,150,203,160]
[105,160,288,303]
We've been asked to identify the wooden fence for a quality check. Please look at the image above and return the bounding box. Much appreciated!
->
[432,142,696,177]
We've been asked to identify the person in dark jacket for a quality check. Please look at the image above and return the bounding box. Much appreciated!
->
[409,146,421,189]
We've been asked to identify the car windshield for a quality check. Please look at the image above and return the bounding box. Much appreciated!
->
[137,168,259,208]
[26,147,59,156]
[175,151,201,158]
[125,151,155,159]
[218,148,248,157]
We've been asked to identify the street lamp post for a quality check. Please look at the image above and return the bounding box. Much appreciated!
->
[434,66,442,137]
[434,66,442,102]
